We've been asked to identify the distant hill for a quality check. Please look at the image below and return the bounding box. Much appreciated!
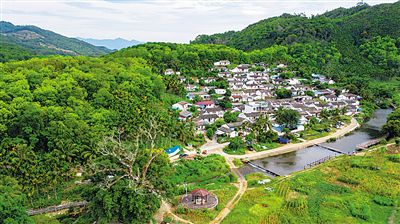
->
[191,2,400,56]
[77,37,143,50]
[0,21,111,62]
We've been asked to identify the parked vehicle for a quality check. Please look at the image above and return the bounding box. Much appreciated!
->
[179,153,188,158]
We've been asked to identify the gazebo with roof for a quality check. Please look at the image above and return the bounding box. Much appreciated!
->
[180,188,218,209]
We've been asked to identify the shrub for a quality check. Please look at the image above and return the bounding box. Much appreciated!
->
[176,205,187,214]
[162,216,173,224]
[276,183,290,198]
[349,200,371,220]
[337,176,360,185]
[284,196,308,214]
[233,158,243,167]
[395,138,400,146]
[387,154,400,163]
[327,137,337,142]
[373,195,394,206]
[380,139,388,145]
[351,159,380,170]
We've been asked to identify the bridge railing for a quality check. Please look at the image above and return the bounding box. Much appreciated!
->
[27,201,88,216]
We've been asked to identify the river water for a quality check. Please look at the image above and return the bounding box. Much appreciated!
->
[239,109,392,177]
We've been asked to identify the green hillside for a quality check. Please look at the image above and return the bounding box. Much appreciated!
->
[0,21,111,62]
[192,2,400,53]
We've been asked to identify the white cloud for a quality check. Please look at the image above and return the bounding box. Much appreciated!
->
[2,0,398,43]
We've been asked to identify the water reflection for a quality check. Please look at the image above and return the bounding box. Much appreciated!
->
[240,109,392,177]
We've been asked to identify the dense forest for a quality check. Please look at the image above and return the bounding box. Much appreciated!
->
[192,2,400,83]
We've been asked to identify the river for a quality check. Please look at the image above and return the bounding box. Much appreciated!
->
[239,109,393,177]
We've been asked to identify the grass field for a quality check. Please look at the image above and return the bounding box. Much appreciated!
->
[223,146,400,224]
[170,154,239,224]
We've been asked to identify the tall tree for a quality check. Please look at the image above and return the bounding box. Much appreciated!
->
[275,107,301,130]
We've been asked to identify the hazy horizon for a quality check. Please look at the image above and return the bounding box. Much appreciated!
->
[2,0,398,43]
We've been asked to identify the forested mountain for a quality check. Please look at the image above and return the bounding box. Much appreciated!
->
[191,1,400,93]
[0,21,111,62]
[77,37,143,50]
[191,2,400,53]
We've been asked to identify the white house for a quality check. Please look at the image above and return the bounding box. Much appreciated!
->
[214,60,231,66]
[215,89,227,95]
[172,101,192,111]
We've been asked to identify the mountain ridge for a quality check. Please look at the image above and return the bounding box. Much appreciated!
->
[0,21,111,62]
[77,37,143,50]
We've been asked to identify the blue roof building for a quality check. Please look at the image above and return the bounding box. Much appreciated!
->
[165,146,180,157]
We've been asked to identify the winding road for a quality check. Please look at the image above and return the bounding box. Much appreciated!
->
[210,157,247,224]
[160,118,359,223]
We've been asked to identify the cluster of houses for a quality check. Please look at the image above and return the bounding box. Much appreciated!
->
[169,60,361,139]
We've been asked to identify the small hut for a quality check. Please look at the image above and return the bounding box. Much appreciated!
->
[191,189,210,205]
[180,188,218,209]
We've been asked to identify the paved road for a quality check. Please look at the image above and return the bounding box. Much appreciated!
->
[200,118,360,161]
[210,157,247,224]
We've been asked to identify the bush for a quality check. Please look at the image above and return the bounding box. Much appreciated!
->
[233,158,243,167]
[337,176,360,185]
[349,200,371,220]
[373,195,394,206]
[387,154,400,163]
[395,138,400,146]
[380,139,388,145]
[327,137,337,142]
[162,216,173,224]
[176,205,187,214]
[284,196,308,214]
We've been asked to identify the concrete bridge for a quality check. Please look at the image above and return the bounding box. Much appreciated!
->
[247,162,280,177]
[27,201,88,216]
[315,144,346,154]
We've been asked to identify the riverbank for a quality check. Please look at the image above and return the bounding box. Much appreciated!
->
[222,147,400,224]
[199,118,359,161]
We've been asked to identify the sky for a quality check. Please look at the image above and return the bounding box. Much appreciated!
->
[1,0,398,43]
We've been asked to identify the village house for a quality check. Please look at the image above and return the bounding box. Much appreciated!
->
[179,111,193,121]
[214,60,231,66]
[172,101,192,111]
[187,92,210,100]
[214,88,227,95]
[196,100,216,109]
[231,64,250,73]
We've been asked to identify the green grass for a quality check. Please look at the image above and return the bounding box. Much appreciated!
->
[223,148,400,224]
[177,184,237,224]
[233,158,244,168]
[253,142,282,152]
[223,146,246,155]
[301,129,330,140]
[170,154,239,224]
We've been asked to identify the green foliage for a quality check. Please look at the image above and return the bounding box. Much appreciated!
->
[275,107,301,130]
[387,154,400,163]
[360,36,400,69]
[0,56,178,205]
[225,137,245,155]
[284,196,308,214]
[232,158,243,168]
[349,198,371,220]
[84,180,161,223]
[171,155,230,184]
[384,108,400,138]
[373,195,394,206]
[223,111,240,123]
[0,176,33,224]
[224,150,400,224]
[275,88,292,99]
